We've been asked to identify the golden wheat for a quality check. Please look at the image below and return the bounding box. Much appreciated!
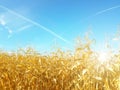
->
[0,38,120,90]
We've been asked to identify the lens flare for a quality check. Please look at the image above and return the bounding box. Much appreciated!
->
[98,51,111,63]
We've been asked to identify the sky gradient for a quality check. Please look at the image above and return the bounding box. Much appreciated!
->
[0,0,120,51]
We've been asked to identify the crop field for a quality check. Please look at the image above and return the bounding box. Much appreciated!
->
[0,38,120,90]
[0,0,120,90]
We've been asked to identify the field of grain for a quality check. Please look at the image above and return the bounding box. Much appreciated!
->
[0,38,120,90]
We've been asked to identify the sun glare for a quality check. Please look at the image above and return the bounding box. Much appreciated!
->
[98,51,111,63]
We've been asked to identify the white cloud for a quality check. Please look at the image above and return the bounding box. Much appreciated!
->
[0,14,13,38]
[0,15,6,26]
[8,29,13,34]
[0,19,6,26]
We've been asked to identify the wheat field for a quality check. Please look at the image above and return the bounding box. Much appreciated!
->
[0,38,120,90]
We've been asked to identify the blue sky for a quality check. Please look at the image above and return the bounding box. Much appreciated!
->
[0,0,120,51]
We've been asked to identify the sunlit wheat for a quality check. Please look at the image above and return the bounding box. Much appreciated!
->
[0,37,120,90]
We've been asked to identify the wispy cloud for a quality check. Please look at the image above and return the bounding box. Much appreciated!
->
[4,26,13,38]
[0,15,13,37]
[0,5,71,44]
[0,15,33,38]
[94,5,120,16]
[0,15,6,26]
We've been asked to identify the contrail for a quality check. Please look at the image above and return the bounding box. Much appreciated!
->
[17,24,32,32]
[94,5,120,16]
[8,25,32,38]
[0,5,71,44]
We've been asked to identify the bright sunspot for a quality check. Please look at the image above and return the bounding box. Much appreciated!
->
[98,51,111,63]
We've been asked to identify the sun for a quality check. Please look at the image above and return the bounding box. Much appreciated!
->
[98,51,111,63]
